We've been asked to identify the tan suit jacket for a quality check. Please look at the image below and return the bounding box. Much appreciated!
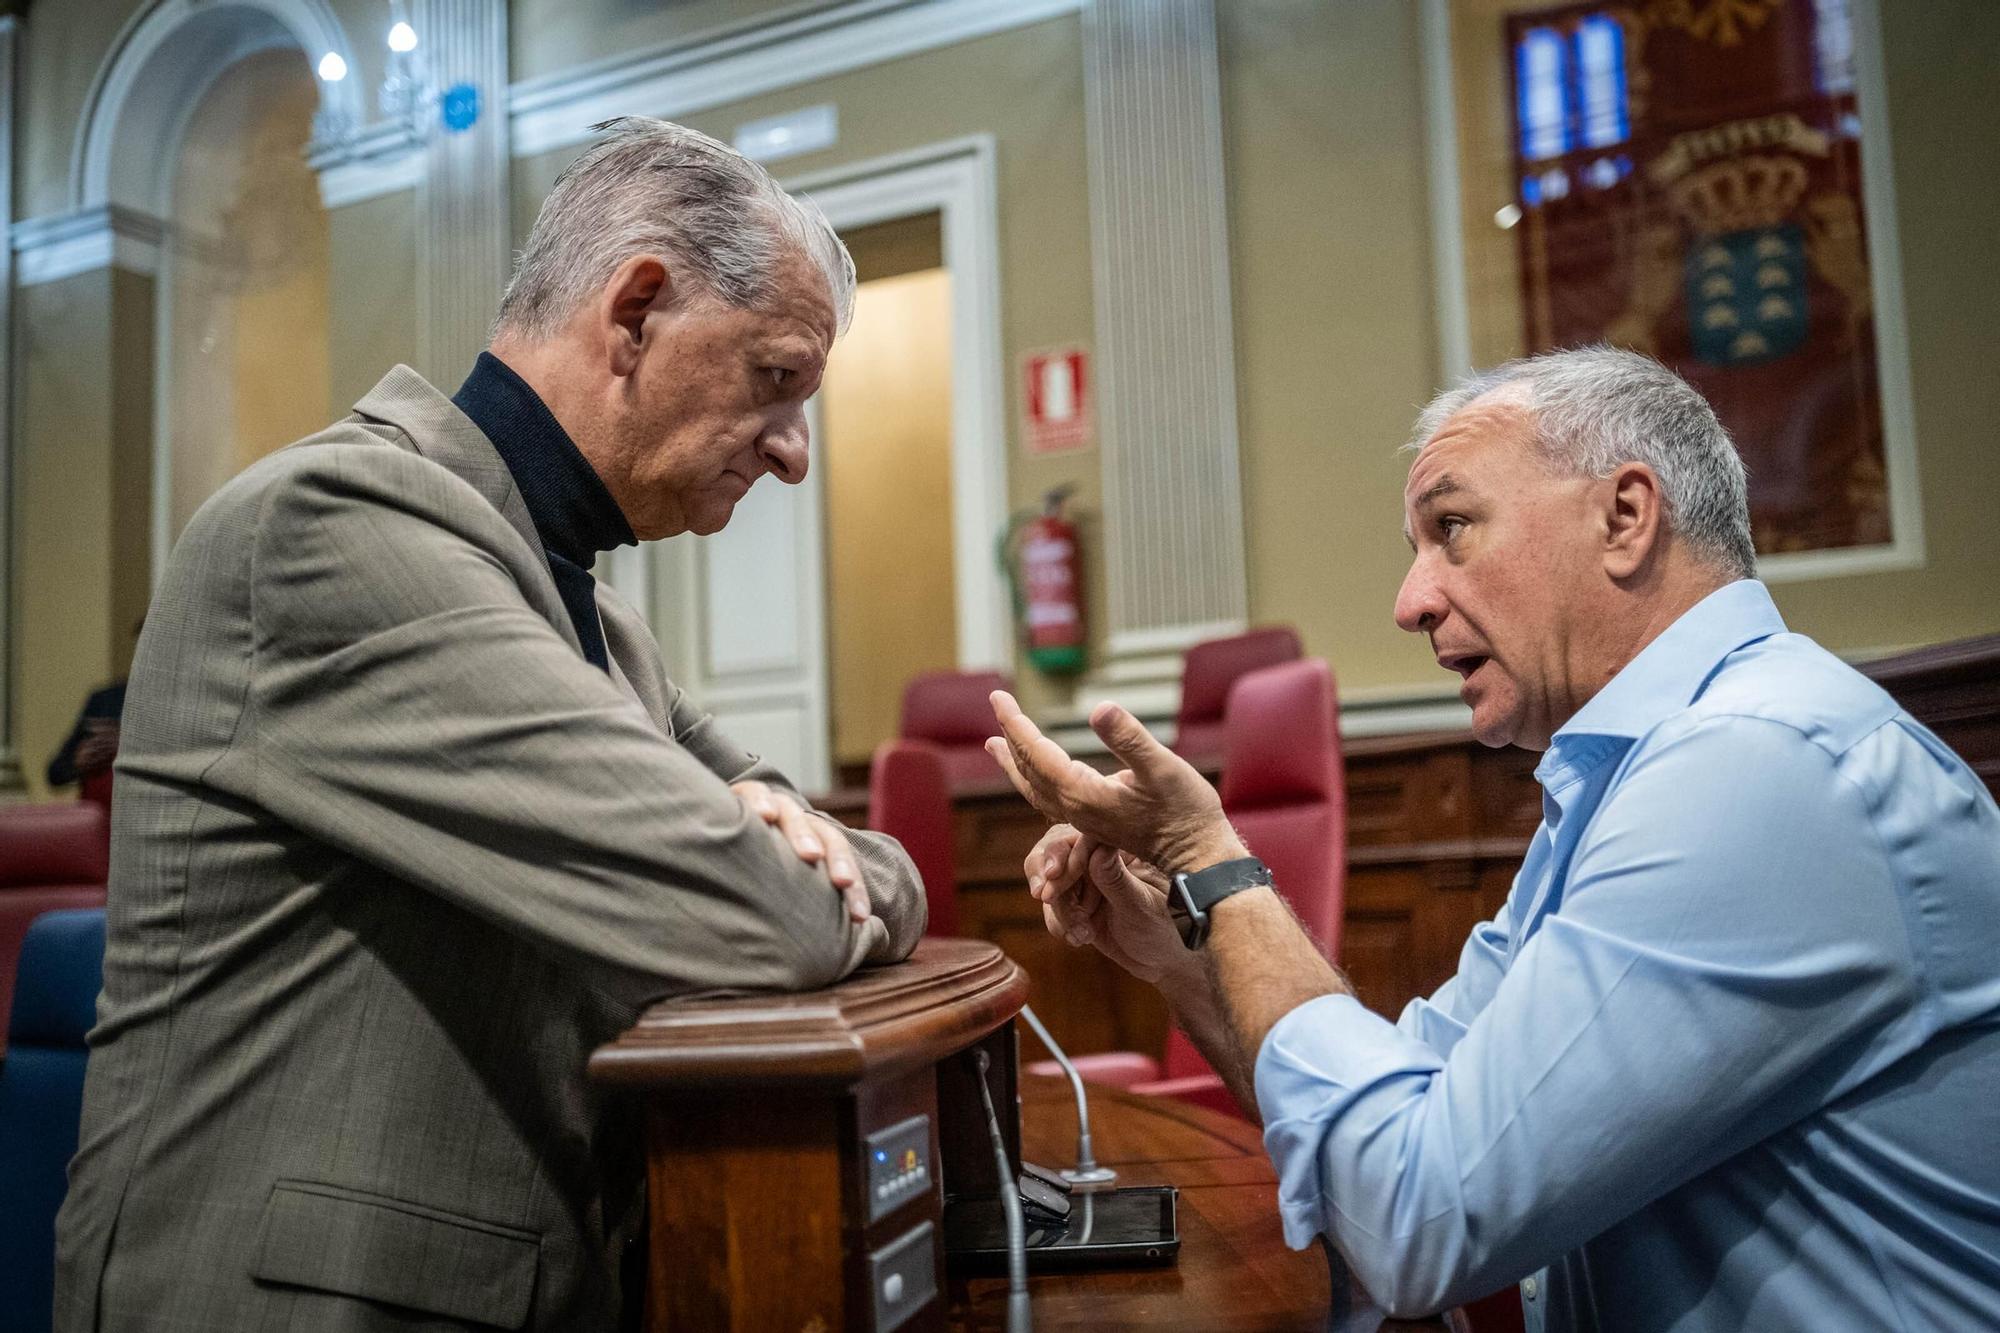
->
[54,366,925,1330]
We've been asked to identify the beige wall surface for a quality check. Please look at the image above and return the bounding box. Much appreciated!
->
[821,267,957,765]
[14,268,155,796]
[511,0,805,84]
[16,0,149,217]
[1762,1,2000,658]
[328,190,419,410]
[511,14,1098,717]
[1221,0,1447,695]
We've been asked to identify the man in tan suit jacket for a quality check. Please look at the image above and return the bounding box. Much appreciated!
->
[55,119,925,1329]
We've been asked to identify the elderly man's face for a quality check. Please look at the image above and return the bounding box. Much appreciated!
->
[613,249,836,539]
[1394,388,1607,750]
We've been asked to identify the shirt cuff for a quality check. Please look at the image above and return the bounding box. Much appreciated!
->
[1254,991,1448,1251]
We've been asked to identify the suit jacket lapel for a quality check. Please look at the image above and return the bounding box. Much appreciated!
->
[351,366,588,662]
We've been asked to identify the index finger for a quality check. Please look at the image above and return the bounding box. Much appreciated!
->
[989,691,1105,809]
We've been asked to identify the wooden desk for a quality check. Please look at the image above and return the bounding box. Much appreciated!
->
[948,1075,1441,1331]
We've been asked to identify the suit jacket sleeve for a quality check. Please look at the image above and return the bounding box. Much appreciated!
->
[241,443,916,1009]
[658,681,928,962]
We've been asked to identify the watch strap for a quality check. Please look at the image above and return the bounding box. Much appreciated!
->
[1170,856,1272,948]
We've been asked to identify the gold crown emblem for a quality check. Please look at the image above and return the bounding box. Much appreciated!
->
[1668,154,1808,235]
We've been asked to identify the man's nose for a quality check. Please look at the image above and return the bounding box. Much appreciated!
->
[1394,557,1444,635]
[757,409,810,485]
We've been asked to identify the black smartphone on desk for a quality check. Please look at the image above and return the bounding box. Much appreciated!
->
[943,1185,1179,1271]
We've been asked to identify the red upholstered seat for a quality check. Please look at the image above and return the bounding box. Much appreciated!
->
[0,802,111,1059]
[868,740,959,937]
[1171,627,1303,765]
[899,670,1013,789]
[1032,658,1345,1118]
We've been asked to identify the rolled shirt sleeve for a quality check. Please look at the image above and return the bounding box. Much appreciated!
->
[1253,713,1930,1318]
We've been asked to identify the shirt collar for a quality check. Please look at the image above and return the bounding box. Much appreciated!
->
[1551,578,1787,754]
[451,352,635,569]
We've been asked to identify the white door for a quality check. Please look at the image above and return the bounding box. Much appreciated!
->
[666,399,833,792]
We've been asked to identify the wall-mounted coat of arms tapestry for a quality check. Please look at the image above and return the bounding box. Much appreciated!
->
[1504,0,1886,556]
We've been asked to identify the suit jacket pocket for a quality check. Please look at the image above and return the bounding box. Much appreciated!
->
[251,1179,541,1329]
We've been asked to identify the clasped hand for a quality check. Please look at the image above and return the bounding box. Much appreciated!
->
[730,780,871,924]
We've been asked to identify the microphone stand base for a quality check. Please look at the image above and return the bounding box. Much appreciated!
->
[1059,1165,1119,1191]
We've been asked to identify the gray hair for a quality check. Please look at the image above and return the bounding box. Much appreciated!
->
[1409,345,1756,579]
[495,117,855,341]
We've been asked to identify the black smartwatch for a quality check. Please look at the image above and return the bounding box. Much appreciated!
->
[1168,857,1273,949]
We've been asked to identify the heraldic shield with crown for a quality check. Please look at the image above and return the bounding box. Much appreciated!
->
[1503,0,1890,556]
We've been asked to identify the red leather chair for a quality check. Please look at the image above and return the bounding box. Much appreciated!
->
[0,802,111,1059]
[868,739,958,937]
[79,769,114,810]
[1171,627,1303,764]
[1030,658,1345,1117]
[899,670,1013,789]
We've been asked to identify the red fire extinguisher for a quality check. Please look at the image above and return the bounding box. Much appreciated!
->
[1000,486,1087,675]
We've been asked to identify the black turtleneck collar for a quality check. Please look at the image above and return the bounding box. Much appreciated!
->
[452,352,634,569]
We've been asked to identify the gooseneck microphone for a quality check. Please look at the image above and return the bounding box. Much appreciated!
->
[1019,1005,1117,1189]
[972,1048,1032,1333]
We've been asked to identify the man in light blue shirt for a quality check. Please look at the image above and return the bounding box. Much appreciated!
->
[983,346,2000,1330]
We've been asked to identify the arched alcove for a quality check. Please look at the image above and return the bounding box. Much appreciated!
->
[163,49,332,546]
[72,0,359,217]
[69,0,353,575]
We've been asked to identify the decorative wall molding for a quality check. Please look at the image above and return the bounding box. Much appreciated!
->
[787,135,1015,673]
[312,121,425,210]
[12,206,166,286]
[509,0,1084,162]
[74,0,359,215]
[303,0,1083,207]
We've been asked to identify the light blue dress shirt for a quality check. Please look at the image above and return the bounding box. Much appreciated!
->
[1255,580,2000,1331]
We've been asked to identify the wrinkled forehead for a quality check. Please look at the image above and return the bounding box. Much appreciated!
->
[764,249,839,349]
[1404,382,1537,500]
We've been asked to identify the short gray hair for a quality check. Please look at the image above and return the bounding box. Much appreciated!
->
[1410,345,1755,579]
[495,117,855,341]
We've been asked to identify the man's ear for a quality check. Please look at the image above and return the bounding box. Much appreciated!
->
[1602,461,1666,581]
[599,255,671,378]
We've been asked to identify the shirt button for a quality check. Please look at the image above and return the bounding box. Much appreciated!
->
[1522,1276,1539,1301]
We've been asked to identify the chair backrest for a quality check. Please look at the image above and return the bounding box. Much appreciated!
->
[898,670,1013,789]
[0,908,107,1333]
[1219,658,1346,956]
[1158,659,1344,1084]
[1173,627,1303,762]
[868,740,959,937]
[0,801,110,892]
[0,802,111,1056]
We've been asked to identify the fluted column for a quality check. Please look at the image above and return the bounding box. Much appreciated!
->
[415,0,510,379]
[1084,0,1247,669]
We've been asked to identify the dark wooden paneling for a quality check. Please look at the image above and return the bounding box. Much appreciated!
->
[1862,634,2000,801]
